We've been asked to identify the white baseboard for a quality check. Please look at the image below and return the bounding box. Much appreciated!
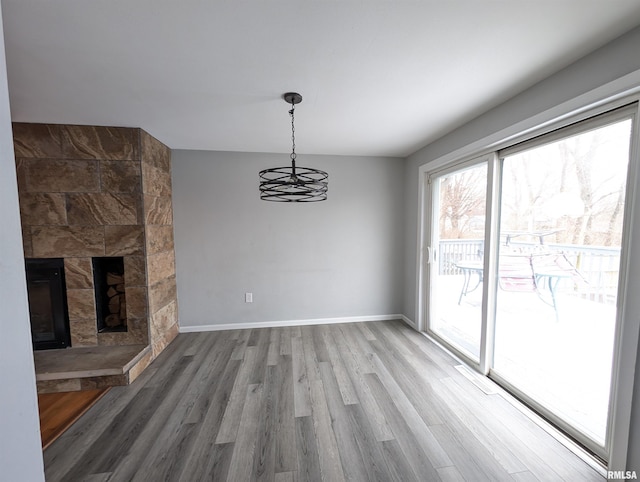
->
[179,314,405,333]
[400,315,417,329]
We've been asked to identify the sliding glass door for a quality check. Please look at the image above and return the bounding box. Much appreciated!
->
[425,104,637,459]
[493,110,633,451]
[427,160,488,361]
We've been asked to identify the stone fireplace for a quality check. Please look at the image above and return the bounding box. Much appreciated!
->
[14,123,179,391]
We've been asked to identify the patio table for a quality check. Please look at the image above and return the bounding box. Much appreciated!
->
[456,253,581,321]
[456,261,484,304]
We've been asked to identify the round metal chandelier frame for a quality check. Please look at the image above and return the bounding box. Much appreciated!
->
[259,92,328,202]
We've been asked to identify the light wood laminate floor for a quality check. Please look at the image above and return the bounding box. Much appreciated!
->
[43,320,604,481]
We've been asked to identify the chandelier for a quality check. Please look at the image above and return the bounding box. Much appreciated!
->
[259,93,328,202]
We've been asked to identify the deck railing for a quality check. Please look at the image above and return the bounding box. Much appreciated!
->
[439,239,620,303]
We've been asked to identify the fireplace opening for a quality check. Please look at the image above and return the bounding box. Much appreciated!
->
[25,258,71,350]
[92,257,128,333]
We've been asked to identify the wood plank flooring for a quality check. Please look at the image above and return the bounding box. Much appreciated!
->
[38,388,109,449]
[43,320,605,481]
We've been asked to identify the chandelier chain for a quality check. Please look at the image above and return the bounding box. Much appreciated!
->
[290,105,296,161]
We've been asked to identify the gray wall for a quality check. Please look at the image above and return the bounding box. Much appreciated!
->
[0,2,45,479]
[403,25,640,470]
[172,150,404,328]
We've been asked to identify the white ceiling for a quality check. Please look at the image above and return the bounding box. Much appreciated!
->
[3,1,640,158]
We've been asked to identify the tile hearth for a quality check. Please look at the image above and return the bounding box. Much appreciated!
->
[34,345,151,393]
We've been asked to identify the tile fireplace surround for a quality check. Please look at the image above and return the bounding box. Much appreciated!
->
[14,123,179,392]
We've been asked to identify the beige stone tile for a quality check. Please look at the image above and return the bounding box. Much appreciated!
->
[134,191,145,224]
[98,328,149,346]
[141,163,172,197]
[12,123,63,159]
[104,225,145,256]
[148,275,177,314]
[146,250,176,286]
[144,195,173,225]
[69,318,98,346]
[31,226,105,257]
[67,289,97,322]
[64,257,94,289]
[66,192,139,225]
[100,160,142,193]
[19,192,67,225]
[127,349,153,384]
[127,317,149,345]
[22,225,33,258]
[140,129,170,172]
[37,379,82,394]
[97,331,122,346]
[62,125,139,161]
[80,375,128,390]
[149,300,177,343]
[95,314,150,345]
[15,158,28,192]
[125,286,148,319]
[124,256,146,286]
[152,322,179,359]
[145,224,174,255]
[23,159,100,193]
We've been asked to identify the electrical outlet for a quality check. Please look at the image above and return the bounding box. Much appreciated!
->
[245,292,253,303]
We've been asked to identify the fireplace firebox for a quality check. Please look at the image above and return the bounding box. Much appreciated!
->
[25,258,71,350]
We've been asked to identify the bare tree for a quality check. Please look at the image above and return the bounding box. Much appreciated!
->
[604,184,625,246]
[439,169,486,239]
[561,132,625,246]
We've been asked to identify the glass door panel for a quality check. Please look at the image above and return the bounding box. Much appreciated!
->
[493,117,633,448]
[429,162,487,360]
